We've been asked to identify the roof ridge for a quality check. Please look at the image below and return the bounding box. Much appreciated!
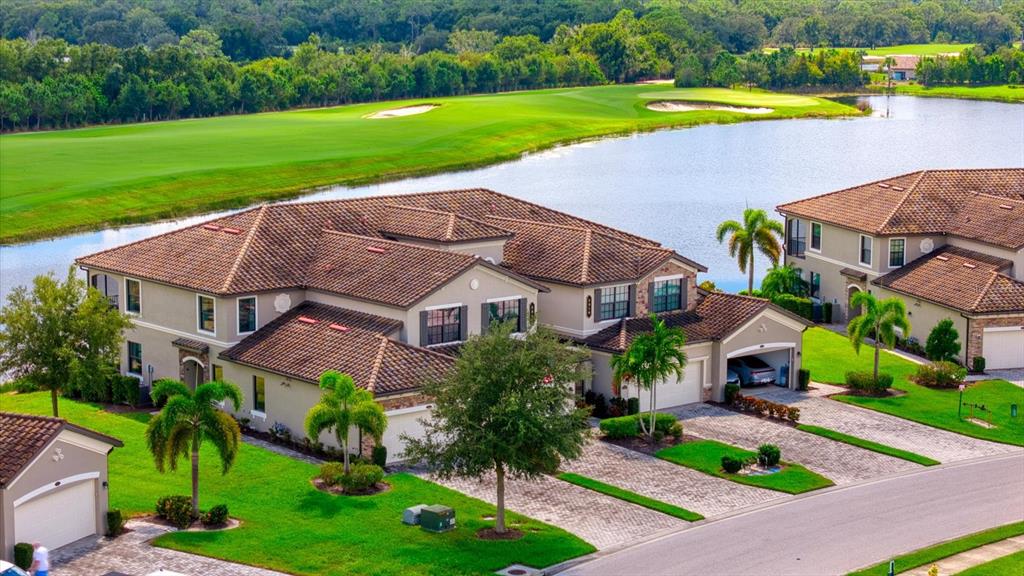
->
[445,211,457,241]
[222,204,268,292]
[878,170,928,233]
[366,336,389,393]
[488,215,673,252]
[970,191,1024,204]
[319,228,476,261]
[383,203,514,236]
[971,272,1000,311]
[581,229,593,283]
[777,170,925,212]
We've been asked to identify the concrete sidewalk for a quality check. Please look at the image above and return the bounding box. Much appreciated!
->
[902,534,1024,576]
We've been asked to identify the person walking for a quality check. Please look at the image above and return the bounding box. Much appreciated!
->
[30,542,49,576]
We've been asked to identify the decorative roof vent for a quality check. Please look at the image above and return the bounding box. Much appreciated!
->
[998,204,1013,210]
[366,246,387,254]
[329,323,350,332]
[222,227,243,235]
[202,224,222,231]
[297,316,318,324]
[935,255,950,261]
[878,183,890,188]
[962,263,976,269]
[891,186,904,191]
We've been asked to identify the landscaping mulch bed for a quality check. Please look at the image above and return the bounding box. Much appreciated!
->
[823,387,907,399]
[311,477,391,496]
[477,528,524,541]
[601,433,700,456]
[138,514,242,532]
[711,402,800,428]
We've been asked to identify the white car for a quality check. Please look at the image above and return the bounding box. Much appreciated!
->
[0,560,29,576]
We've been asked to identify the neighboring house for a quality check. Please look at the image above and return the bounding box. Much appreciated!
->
[77,188,805,462]
[778,169,1024,369]
[0,412,123,560]
[888,55,920,81]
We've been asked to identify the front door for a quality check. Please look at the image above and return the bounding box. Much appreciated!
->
[181,359,204,389]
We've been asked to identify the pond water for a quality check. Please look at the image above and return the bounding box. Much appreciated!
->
[1,95,1021,302]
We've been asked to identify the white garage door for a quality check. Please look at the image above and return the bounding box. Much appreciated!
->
[381,408,430,464]
[983,327,1024,370]
[639,359,704,411]
[15,479,97,550]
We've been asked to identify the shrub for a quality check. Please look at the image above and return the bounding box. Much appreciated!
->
[721,455,744,474]
[371,445,388,468]
[758,444,781,467]
[668,421,684,440]
[911,361,967,389]
[340,463,384,493]
[925,319,961,362]
[111,374,140,406]
[797,369,811,391]
[972,356,986,373]
[319,462,347,486]
[845,371,893,396]
[786,406,801,422]
[270,421,291,442]
[652,429,665,443]
[771,293,813,320]
[592,393,608,418]
[202,504,229,527]
[608,396,628,417]
[156,495,194,529]
[106,509,126,536]
[724,383,740,404]
[14,542,33,569]
[599,413,678,439]
[626,397,640,416]
[822,302,833,323]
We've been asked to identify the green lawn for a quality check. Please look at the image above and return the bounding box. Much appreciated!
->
[847,521,1024,576]
[655,440,834,494]
[767,43,973,56]
[0,392,593,575]
[0,85,855,244]
[879,83,1024,103]
[957,549,1024,576]
[802,327,1024,447]
[796,425,939,466]
[556,472,703,522]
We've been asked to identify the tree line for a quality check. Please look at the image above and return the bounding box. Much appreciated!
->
[915,45,1024,86]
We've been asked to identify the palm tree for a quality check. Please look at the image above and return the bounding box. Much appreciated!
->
[760,263,808,299]
[146,378,242,519]
[716,208,785,294]
[305,370,386,474]
[611,314,687,443]
[847,292,911,381]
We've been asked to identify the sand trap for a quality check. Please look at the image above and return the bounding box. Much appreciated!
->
[646,100,774,114]
[366,104,438,119]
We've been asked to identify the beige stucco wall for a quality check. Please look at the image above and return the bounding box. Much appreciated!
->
[537,283,588,336]
[948,237,1024,280]
[874,285,970,363]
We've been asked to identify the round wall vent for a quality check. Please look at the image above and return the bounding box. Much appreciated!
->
[274,293,292,313]
[920,238,934,254]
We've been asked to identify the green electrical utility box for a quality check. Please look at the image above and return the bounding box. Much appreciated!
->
[420,505,455,533]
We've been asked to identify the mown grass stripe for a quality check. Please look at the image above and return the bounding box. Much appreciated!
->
[796,424,940,466]
[556,472,703,522]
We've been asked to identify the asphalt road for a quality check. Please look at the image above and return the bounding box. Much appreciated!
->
[559,452,1024,576]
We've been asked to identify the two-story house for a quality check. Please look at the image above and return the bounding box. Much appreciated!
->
[778,169,1024,369]
[78,188,807,462]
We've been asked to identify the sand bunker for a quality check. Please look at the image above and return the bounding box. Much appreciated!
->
[646,101,773,114]
[366,104,439,119]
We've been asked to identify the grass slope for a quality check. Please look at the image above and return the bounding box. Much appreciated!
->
[556,472,703,522]
[802,328,1024,447]
[881,83,1024,103]
[655,440,833,494]
[863,43,974,56]
[957,549,1024,576]
[847,521,1024,576]
[796,425,939,466]
[0,85,855,243]
[1,392,593,575]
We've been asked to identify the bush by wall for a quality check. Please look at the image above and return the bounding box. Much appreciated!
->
[14,543,33,569]
[111,375,141,406]
[797,369,811,391]
[724,383,741,404]
[845,371,893,396]
[371,445,388,468]
[599,413,678,439]
[911,361,967,389]
[771,293,813,321]
[202,504,229,527]
[106,509,126,536]
[972,356,986,373]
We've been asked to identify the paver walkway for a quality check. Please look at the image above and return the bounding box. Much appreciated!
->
[666,403,920,485]
[561,439,785,518]
[902,534,1024,576]
[51,519,287,576]
[424,470,685,550]
[968,368,1024,387]
[749,385,1021,463]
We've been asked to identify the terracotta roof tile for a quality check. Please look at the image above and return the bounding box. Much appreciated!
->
[0,412,122,487]
[378,204,513,243]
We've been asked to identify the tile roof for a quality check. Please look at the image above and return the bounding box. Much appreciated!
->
[778,169,1024,249]
[889,55,920,70]
[872,246,1024,315]
[78,188,694,297]
[581,292,805,353]
[220,302,450,396]
[172,337,209,353]
[0,412,122,487]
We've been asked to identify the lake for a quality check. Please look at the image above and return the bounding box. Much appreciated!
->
[1,95,1021,302]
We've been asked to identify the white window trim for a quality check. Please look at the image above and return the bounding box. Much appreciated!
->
[124,277,142,315]
[424,303,464,346]
[250,410,267,420]
[597,284,631,322]
[425,302,463,311]
[236,295,258,336]
[858,234,874,267]
[809,222,822,253]
[653,274,686,282]
[127,341,143,376]
[486,295,522,303]
[888,237,906,269]
[196,293,216,335]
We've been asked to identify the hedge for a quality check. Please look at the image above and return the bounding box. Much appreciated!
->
[599,413,678,439]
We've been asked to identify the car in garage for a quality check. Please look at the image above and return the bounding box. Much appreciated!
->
[1,560,29,576]
[728,356,777,387]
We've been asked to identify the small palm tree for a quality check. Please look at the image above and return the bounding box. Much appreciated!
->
[760,263,808,299]
[611,314,687,443]
[305,370,386,474]
[716,208,785,294]
[146,378,242,518]
[847,292,911,381]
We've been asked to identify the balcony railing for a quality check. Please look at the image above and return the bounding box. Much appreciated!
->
[105,294,119,309]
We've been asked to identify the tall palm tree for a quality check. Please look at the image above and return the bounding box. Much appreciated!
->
[611,314,687,443]
[847,292,911,381]
[716,208,785,294]
[146,378,242,518]
[305,370,386,474]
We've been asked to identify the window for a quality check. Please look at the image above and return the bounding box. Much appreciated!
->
[125,278,141,314]
[127,341,142,375]
[859,235,873,266]
[212,364,224,382]
[252,375,266,413]
[651,279,684,313]
[810,271,821,300]
[488,299,520,329]
[91,274,119,308]
[598,285,630,320]
[426,306,462,345]
[888,238,905,268]
[197,295,215,333]
[237,296,257,334]
[787,219,806,258]
[810,222,822,252]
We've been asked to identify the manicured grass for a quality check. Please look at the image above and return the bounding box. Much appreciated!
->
[0,85,856,243]
[796,425,939,466]
[802,327,1024,447]
[556,472,703,522]
[767,43,974,56]
[655,440,834,494]
[957,549,1024,576]
[847,521,1024,576]
[879,83,1024,103]
[1,392,594,575]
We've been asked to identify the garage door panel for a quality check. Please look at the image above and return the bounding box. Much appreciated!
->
[14,479,96,550]
[638,360,703,411]
[983,328,1024,370]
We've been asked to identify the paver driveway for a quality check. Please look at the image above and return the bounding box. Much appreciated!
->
[751,384,1021,463]
[561,439,785,518]
[667,403,920,485]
